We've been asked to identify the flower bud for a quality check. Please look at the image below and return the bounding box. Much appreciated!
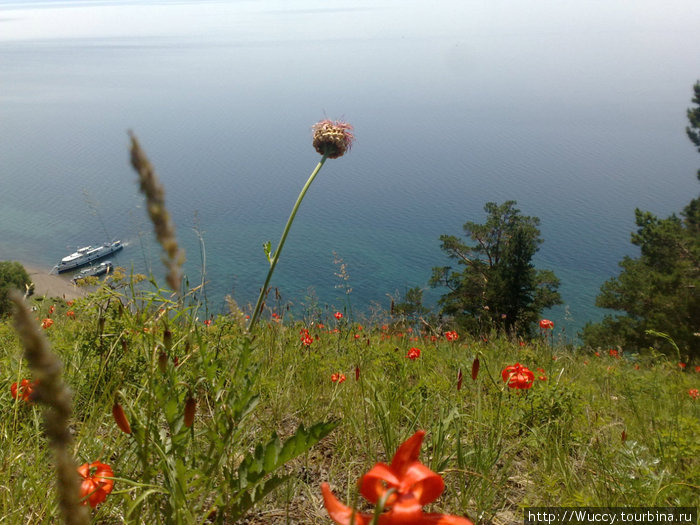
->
[471,357,480,381]
[112,402,131,434]
[457,368,463,391]
[184,396,197,428]
[158,351,168,373]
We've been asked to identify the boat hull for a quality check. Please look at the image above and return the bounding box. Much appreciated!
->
[72,262,114,282]
[56,242,123,273]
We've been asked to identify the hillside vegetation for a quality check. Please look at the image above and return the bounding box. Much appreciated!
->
[1,277,698,523]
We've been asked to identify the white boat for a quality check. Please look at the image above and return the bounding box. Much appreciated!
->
[56,241,123,273]
[72,261,114,282]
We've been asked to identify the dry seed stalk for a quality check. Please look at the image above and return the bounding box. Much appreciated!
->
[129,131,185,292]
[10,291,89,525]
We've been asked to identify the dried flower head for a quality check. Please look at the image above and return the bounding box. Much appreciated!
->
[312,120,354,159]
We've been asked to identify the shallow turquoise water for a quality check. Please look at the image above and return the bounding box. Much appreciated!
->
[1,0,699,338]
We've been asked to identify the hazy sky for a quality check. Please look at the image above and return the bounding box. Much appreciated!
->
[2,0,698,44]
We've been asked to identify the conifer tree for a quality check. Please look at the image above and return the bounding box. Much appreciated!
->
[582,81,700,360]
[430,201,561,336]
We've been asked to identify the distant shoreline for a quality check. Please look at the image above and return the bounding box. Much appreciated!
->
[20,261,88,301]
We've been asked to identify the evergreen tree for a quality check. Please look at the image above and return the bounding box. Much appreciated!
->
[582,82,700,360]
[392,286,430,320]
[687,81,700,181]
[430,201,561,336]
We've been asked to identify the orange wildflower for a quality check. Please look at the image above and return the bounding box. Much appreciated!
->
[322,431,472,525]
[406,347,421,360]
[78,462,114,507]
[501,363,534,389]
[539,319,554,330]
[11,378,37,403]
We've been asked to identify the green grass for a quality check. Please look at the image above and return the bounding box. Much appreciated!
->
[1,277,698,524]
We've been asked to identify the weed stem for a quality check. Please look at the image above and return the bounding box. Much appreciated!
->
[248,152,328,330]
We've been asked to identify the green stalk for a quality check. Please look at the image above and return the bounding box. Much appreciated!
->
[248,152,329,331]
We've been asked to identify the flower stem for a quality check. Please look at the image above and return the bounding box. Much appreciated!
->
[248,152,329,331]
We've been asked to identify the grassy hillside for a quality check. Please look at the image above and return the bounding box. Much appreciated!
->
[1,274,698,524]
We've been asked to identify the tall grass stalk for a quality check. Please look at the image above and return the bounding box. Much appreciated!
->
[10,291,89,525]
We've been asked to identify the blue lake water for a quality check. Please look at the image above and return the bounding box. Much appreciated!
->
[1,0,699,337]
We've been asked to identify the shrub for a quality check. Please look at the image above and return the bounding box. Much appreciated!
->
[0,261,31,316]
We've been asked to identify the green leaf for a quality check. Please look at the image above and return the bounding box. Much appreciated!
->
[263,241,273,265]
[231,420,338,508]
[263,433,281,472]
[227,474,291,521]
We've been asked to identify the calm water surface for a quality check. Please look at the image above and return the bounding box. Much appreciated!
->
[1,0,699,337]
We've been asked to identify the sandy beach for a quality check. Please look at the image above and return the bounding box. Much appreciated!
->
[22,263,89,301]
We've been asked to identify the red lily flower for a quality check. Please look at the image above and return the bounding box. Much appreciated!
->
[444,331,459,342]
[689,389,699,399]
[300,328,313,346]
[334,311,343,320]
[78,461,114,507]
[406,347,421,360]
[539,319,554,330]
[11,378,37,402]
[41,318,53,329]
[501,363,534,389]
[322,430,472,525]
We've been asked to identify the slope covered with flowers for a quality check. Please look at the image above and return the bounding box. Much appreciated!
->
[1,278,698,523]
